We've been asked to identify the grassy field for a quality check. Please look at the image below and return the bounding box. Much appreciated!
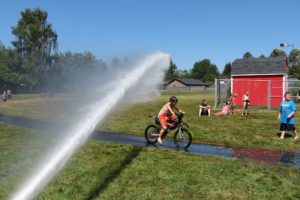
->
[0,122,60,199]
[1,123,300,200]
[100,92,300,150]
[1,92,299,150]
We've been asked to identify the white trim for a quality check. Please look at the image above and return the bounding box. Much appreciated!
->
[231,77,233,93]
[282,75,286,100]
[231,73,286,77]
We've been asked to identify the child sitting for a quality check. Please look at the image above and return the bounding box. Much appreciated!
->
[214,102,230,116]
[199,99,211,116]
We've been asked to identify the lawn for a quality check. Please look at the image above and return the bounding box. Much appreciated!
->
[1,122,300,200]
[100,92,296,150]
[0,122,60,199]
[1,92,300,150]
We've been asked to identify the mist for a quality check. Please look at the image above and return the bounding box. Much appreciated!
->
[10,51,170,200]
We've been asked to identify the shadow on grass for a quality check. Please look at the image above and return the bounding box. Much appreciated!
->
[86,146,142,200]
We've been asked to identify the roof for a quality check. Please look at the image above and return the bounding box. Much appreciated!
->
[170,78,208,86]
[231,57,287,76]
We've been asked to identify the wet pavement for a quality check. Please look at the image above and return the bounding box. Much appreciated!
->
[1,114,300,168]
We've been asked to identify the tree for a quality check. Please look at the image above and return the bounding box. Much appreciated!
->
[110,57,121,69]
[0,41,4,49]
[258,54,265,58]
[0,44,22,82]
[190,59,219,85]
[11,8,58,86]
[164,60,178,81]
[222,62,231,78]
[243,52,254,59]
[270,48,286,57]
[0,45,15,85]
[289,49,300,65]
[177,69,190,78]
[288,64,300,79]
[288,48,300,78]
[52,51,107,91]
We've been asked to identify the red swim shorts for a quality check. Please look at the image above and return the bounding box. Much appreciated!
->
[159,113,176,129]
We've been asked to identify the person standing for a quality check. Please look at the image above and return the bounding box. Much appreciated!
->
[241,91,250,115]
[2,91,7,102]
[297,89,300,103]
[7,89,11,99]
[278,92,299,139]
[229,92,237,115]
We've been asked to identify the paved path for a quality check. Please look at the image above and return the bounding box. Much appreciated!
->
[0,114,300,168]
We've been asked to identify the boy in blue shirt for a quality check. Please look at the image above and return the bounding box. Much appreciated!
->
[278,92,299,139]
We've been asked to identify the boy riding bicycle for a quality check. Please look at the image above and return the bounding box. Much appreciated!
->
[157,96,184,144]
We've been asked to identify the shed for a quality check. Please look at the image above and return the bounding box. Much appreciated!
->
[231,57,287,107]
[166,78,208,91]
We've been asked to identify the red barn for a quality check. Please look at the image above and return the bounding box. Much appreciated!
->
[231,57,287,107]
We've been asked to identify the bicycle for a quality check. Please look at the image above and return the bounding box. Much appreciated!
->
[144,112,192,149]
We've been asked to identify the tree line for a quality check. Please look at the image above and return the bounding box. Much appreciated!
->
[165,49,300,86]
[0,8,114,93]
[1,8,300,92]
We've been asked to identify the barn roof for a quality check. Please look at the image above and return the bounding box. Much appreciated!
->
[171,78,208,86]
[231,57,287,76]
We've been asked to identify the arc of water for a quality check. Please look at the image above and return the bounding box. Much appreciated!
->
[11,52,169,200]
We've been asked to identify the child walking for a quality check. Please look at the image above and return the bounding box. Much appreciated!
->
[278,92,299,139]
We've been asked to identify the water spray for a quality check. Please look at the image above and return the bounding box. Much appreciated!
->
[11,52,170,200]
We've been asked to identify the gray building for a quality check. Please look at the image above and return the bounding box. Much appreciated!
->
[166,78,208,91]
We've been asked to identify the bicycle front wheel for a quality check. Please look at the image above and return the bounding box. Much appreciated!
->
[174,128,192,149]
[145,125,159,144]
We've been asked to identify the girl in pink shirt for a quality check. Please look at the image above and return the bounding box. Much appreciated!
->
[214,102,230,116]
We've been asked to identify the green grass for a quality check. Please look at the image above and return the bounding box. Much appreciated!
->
[99,92,300,150]
[1,92,300,150]
[0,122,60,199]
[0,94,89,125]
[35,142,300,200]
[1,114,300,199]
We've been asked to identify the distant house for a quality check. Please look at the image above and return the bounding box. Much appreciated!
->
[157,81,169,90]
[166,78,208,91]
[231,57,287,107]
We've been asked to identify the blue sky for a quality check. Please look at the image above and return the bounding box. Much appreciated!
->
[1,0,299,72]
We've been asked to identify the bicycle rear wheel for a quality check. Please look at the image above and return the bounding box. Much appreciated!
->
[174,128,192,149]
[145,125,159,144]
